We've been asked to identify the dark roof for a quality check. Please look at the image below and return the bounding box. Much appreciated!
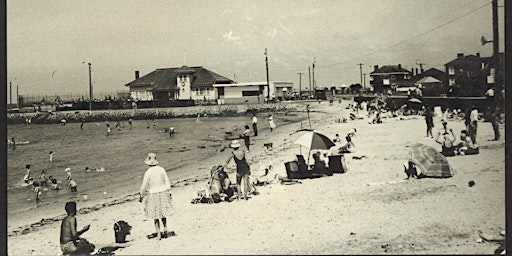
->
[125,66,234,91]
[444,54,491,68]
[370,65,411,75]
[410,68,446,83]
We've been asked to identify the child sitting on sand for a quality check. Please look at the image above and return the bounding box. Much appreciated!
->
[455,130,479,155]
[435,129,456,157]
[338,135,355,154]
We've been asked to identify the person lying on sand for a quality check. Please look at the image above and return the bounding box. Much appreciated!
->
[59,201,95,255]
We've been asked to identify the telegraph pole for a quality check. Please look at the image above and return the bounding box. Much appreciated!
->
[357,63,364,86]
[308,66,312,93]
[297,72,303,100]
[88,63,93,111]
[492,0,501,111]
[312,58,316,91]
[363,73,367,90]
[9,81,12,109]
[16,84,19,109]
[265,48,270,103]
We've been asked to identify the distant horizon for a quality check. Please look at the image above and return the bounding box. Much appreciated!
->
[7,0,505,102]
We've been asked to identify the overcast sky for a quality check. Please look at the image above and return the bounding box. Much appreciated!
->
[7,0,504,99]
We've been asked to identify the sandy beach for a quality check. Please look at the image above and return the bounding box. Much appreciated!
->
[7,102,505,255]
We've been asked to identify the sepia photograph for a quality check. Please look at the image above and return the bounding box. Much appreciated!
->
[5,0,508,254]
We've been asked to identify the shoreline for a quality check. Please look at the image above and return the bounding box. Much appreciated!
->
[7,111,309,236]
[7,102,505,255]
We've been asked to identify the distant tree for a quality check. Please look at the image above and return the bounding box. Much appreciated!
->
[350,83,362,94]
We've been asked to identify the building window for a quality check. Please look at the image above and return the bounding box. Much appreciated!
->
[449,78,455,85]
[448,67,455,75]
[242,91,259,96]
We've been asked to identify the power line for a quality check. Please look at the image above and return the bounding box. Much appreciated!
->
[320,2,492,68]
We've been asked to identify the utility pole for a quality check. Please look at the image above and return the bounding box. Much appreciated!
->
[415,59,426,74]
[297,72,303,100]
[357,63,364,86]
[312,58,316,91]
[363,73,367,90]
[265,48,270,103]
[492,0,501,111]
[16,84,19,109]
[88,63,93,111]
[9,81,12,109]
[308,66,312,93]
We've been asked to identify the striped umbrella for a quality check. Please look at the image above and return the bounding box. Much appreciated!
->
[408,143,453,178]
[294,129,335,165]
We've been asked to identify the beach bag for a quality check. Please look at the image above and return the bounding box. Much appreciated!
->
[329,154,348,173]
[114,220,131,243]
[285,161,302,179]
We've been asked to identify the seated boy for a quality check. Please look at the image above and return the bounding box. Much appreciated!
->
[60,201,95,255]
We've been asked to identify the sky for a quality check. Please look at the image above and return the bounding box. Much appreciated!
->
[6,0,505,100]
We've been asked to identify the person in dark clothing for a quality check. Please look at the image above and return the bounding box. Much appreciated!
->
[424,107,434,138]
[223,140,251,201]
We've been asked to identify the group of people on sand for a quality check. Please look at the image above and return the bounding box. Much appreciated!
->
[424,106,482,157]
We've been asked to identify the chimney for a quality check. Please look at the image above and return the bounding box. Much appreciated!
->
[420,67,424,73]
[457,53,464,59]
[374,65,379,71]
[411,68,415,76]
[476,52,480,57]
[135,71,140,79]
[415,68,419,75]
[398,64,401,69]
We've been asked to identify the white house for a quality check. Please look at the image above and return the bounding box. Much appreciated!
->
[213,81,294,104]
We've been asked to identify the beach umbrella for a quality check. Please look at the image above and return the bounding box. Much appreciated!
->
[294,129,335,150]
[408,143,453,178]
[294,129,335,165]
[408,98,422,104]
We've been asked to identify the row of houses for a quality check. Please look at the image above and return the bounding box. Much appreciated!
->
[369,52,504,96]
[124,52,504,104]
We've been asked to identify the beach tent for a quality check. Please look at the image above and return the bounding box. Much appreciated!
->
[408,143,453,178]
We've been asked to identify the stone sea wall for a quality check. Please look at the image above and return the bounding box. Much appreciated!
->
[7,102,308,124]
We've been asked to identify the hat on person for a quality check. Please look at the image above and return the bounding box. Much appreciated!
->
[144,153,159,166]
[230,140,241,148]
[65,167,71,173]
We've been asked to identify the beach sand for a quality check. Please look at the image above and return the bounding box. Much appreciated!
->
[7,102,505,255]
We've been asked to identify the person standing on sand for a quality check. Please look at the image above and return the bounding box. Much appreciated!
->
[268,114,276,132]
[424,107,434,138]
[252,114,258,136]
[469,106,479,144]
[59,201,95,255]
[139,153,174,240]
[106,124,112,136]
[242,125,251,151]
[223,140,251,201]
